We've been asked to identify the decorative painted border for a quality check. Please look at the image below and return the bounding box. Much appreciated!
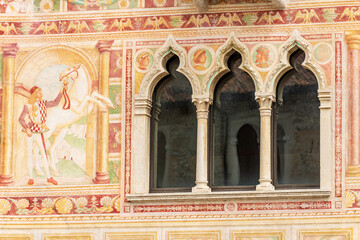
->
[298,228,353,240]
[0,210,357,222]
[124,47,133,197]
[0,194,120,215]
[335,40,343,198]
[0,235,33,240]
[129,34,331,49]
[105,232,157,240]
[237,201,331,211]
[167,231,221,240]
[133,204,225,213]
[231,230,284,240]
[0,7,359,36]
[43,234,94,240]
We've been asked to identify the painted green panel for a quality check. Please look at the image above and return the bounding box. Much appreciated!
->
[109,160,120,183]
[109,84,121,115]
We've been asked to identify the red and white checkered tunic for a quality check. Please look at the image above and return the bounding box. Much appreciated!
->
[27,100,49,133]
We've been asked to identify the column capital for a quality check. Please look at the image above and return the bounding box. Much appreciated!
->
[255,93,275,110]
[96,40,114,53]
[134,97,153,117]
[345,31,360,50]
[1,43,19,57]
[193,97,212,119]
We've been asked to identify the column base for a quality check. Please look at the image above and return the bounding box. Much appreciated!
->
[93,172,110,184]
[256,179,274,191]
[0,175,14,186]
[192,182,211,193]
[347,165,360,177]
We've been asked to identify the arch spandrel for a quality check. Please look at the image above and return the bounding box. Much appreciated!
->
[137,35,201,100]
[204,32,262,99]
[265,30,327,95]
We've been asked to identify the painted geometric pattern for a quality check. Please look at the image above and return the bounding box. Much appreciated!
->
[132,201,331,213]
[1,6,360,35]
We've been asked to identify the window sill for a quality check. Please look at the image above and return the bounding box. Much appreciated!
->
[126,189,331,202]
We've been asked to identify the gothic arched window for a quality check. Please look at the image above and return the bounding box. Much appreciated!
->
[150,56,197,192]
[210,52,260,190]
[273,49,320,188]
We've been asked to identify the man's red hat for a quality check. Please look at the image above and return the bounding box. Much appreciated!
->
[30,86,39,94]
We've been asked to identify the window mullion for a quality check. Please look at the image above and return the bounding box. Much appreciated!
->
[255,93,275,191]
[192,96,212,193]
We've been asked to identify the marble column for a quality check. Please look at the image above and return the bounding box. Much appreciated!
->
[346,32,360,176]
[93,40,113,184]
[192,96,211,193]
[256,93,275,191]
[0,43,19,186]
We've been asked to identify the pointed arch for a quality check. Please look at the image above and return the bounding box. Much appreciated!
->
[204,32,262,98]
[138,35,201,99]
[266,30,327,94]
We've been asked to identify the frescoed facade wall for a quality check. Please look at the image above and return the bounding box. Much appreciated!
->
[1,0,360,239]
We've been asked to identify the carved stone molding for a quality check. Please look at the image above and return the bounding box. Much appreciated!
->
[318,88,332,109]
[266,29,326,93]
[134,97,152,117]
[205,32,262,96]
[138,34,201,99]
[193,95,212,119]
[255,93,275,110]
[126,189,331,202]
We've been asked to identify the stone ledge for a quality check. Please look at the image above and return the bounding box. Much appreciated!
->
[126,189,331,202]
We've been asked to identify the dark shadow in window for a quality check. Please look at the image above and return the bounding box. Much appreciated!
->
[150,56,197,192]
[237,124,260,185]
[273,49,320,188]
[210,52,260,190]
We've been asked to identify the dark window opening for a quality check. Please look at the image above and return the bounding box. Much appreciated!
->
[273,49,320,189]
[210,52,260,190]
[150,56,197,192]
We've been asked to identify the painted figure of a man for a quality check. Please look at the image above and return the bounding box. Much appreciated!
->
[192,49,208,71]
[18,85,67,185]
[137,52,151,71]
[255,46,270,68]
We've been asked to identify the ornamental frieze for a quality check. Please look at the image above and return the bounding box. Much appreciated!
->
[0,6,360,36]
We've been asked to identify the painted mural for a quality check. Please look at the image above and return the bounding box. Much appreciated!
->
[14,63,115,186]
[0,0,360,239]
